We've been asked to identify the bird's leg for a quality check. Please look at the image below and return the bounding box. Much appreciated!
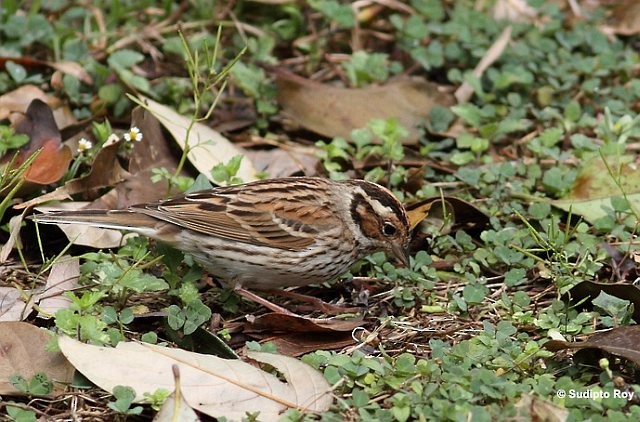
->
[265,289,362,315]
[234,286,300,316]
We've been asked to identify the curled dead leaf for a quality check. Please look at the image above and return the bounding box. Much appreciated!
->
[276,71,454,144]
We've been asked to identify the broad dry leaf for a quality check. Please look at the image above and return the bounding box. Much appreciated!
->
[493,0,538,23]
[153,391,200,422]
[140,97,258,183]
[0,85,59,120]
[0,321,74,395]
[2,99,72,186]
[455,26,512,103]
[0,287,34,322]
[47,60,93,84]
[58,337,332,421]
[515,394,568,422]
[244,147,319,178]
[15,137,129,210]
[153,365,200,422]
[36,256,80,318]
[552,155,640,223]
[544,326,640,365]
[605,0,640,35]
[276,72,454,144]
[0,213,25,263]
[0,85,74,129]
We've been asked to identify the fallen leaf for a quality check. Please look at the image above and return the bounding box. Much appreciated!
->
[405,196,490,233]
[493,0,538,23]
[3,99,72,186]
[0,321,75,395]
[243,314,362,356]
[605,0,640,35]
[90,105,182,209]
[46,60,93,85]
[140,97,259,184]
[455,26,512,103]
[0,85,75,129]
[0,57,93,85]
[276,72,454,144]
[250,332,355,357]
[153,365,200,422]
[544,325,640,365]
[552,155,640,224]
[58,337,332,420]
[0,213,26,264]
[36,256,80,318]
[514,393,569,422]
[564,280,640,321]
[15,136,130,210]
[244,147,319,178]
[0,85,59,120]
[0,287,34,322]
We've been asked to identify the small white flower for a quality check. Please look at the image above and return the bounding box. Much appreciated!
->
[124,126,143,142]
[77,138,93,153]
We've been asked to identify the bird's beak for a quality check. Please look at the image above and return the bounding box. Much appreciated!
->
[390,244,410,267]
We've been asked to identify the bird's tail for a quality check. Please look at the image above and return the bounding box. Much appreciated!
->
[29,209,160,237]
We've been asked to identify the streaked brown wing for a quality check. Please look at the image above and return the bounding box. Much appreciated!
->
[132,187,333,250]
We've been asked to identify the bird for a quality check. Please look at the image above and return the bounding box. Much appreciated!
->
[30,177,411,291]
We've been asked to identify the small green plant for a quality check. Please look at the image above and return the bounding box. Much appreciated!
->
[309,0,355,28]
[211,154,244,185]
[0,124,28,155]
[107,385,143,416]
[54,291,111,345]
[10,372,53,396]
[342,51,398,87]
[167,299,212,336]
[317,117,409,186]
[4,402,37,422]
[143,388,171,411]
[0,149,40,222]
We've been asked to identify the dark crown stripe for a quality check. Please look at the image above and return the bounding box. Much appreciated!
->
[348,181,408,227]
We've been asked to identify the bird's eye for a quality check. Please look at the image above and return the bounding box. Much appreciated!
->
[382,222,397,236]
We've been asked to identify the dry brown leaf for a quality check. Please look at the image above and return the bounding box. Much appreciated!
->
[405,196,490,233]
[455,26,512,103]
[276,72,454,144]
[0,321,75,395]
[152,365,200,422]
[0,85,60,120]
[254,333,355,357]
[140,97,259,183]
[515,394,569,422]
[90,105,182,209]
[2,99,72,186]
[605,0,640,35]
[36,256,79,318]
[0,286,34,322]
[544,326,640,365]
[58,337,332,421]
[0,213,26,264]
[15,136,130,210]
[244,147,319,178]
[46,60,93,85]
[0,85,75,129]
[492,0,538,23]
